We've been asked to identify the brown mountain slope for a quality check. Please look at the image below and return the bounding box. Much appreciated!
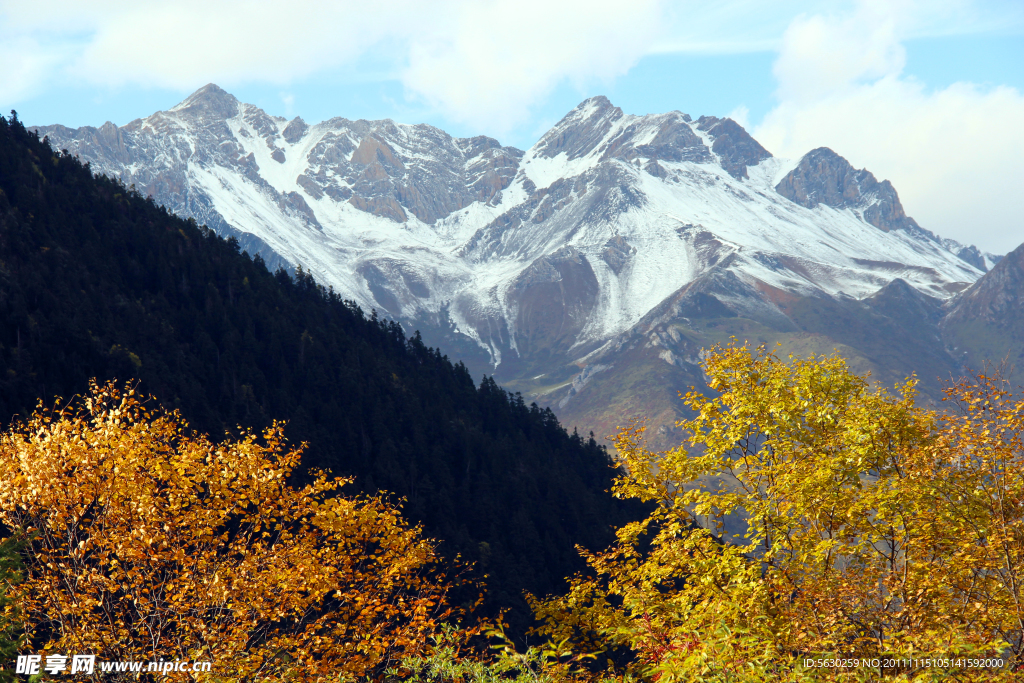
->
[942,241,1024,387]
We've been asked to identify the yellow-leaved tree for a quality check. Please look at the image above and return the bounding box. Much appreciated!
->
[0,381,462,681]
[530,343,1023,682]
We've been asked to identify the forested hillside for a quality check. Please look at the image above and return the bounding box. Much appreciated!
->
[0,112,644,632]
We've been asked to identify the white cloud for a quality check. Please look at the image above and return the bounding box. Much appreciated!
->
[0,0,664,135]
[69,1,418,86]
[401,0,663,132]
[726,104,750,129]
[754,0,1024,254]
[648,0,1023,54]
[3,0,1018,135]
[0,34,69,106]
[280,93,295,119]
[772,2,906,102]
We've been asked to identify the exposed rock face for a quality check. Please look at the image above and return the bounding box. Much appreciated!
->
[941,242,1001,273]
[173,83,241,119]
[507,246,599,356]
[625,116,709,164]
[281,116,308,143]
[281,191,322,230]
[695,116,772,179]
[643,158,667,178]
[459,136,522,203]
[533,95,622,160]
[776,147,866,209]
[775,147,918,233]
[601,235,635,274]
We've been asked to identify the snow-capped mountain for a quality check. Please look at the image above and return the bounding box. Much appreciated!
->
[34,84,1008,446]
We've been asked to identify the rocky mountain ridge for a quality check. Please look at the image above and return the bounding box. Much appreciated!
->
[33,85,1015,447]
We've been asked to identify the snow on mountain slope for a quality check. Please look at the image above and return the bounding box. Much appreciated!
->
[33,85,989,379]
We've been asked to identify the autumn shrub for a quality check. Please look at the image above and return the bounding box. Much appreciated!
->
[381,623,601,683]
[0,381,462,682]
[530,343,1023,681]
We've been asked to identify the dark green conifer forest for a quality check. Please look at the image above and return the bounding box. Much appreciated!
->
[0,112,645,634]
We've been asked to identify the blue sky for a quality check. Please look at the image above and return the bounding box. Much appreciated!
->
[16,33,1022,151]
[2,0,1022,252]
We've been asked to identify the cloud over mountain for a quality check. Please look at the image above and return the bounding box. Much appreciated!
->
[754,0,1024,253]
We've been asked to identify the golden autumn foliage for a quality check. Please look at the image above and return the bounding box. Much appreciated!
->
[0,381,462,681]
[530,343,1024,682]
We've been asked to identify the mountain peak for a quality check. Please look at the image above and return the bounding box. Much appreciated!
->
[532,96,624,160]
[776,147,913,232]
[171,83,240,119]
[868,277,944,325]
[694,115,771,179]
[776,147,860,208]
[575,95,614,112]
[563,95,620,127]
